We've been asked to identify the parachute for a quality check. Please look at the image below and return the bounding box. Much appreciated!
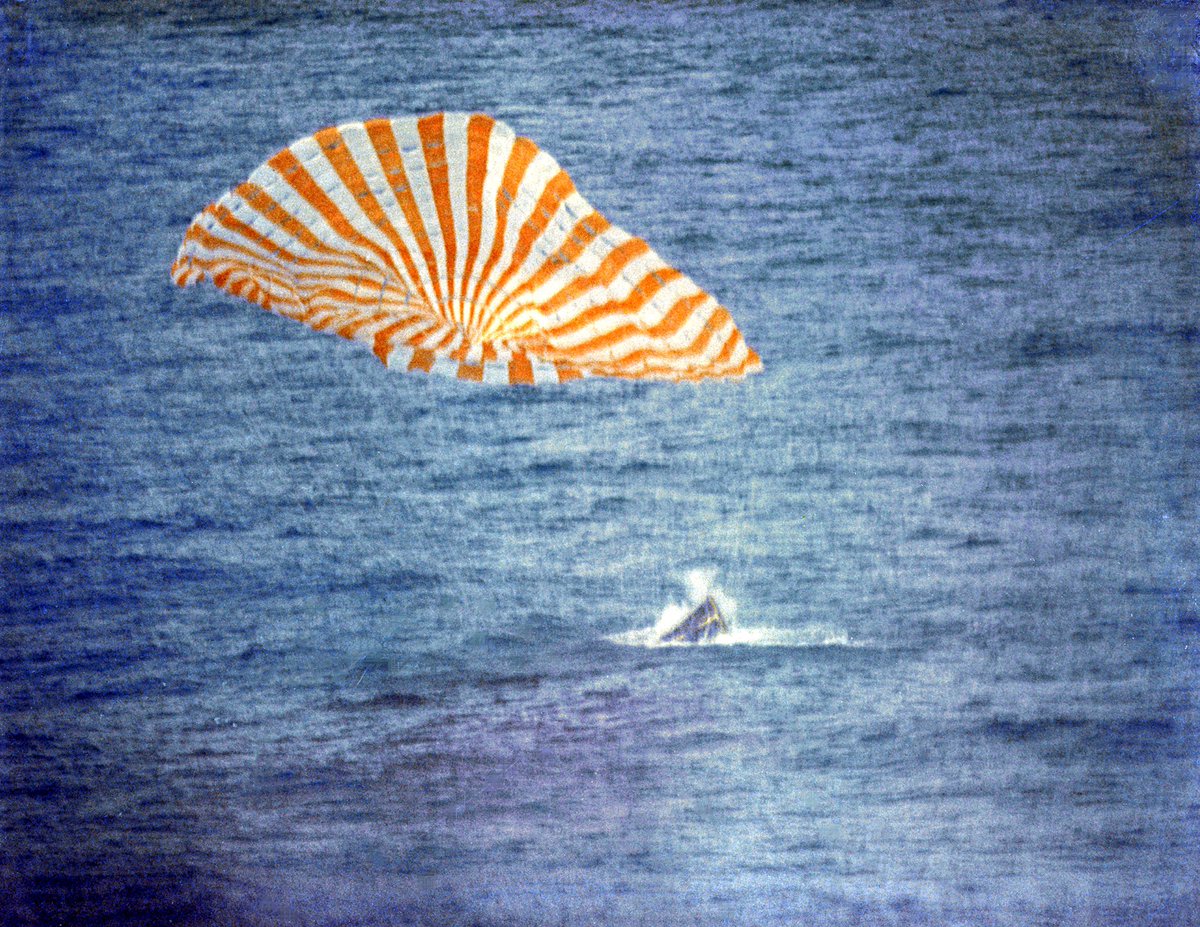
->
[171,113,762,385]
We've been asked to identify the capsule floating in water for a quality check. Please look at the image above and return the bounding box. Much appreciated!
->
[659,595,728,643]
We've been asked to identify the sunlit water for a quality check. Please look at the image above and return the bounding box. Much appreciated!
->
[2,2,1198,925]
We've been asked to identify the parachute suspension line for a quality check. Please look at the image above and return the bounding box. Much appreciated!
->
[1101,197,1184,251]
[733,429,753,575]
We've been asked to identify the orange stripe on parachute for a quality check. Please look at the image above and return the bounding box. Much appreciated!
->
[196,201,379,307]
[408,349,436,372]
[467,136,539,324]
[449,341,500,363]
[208,200,306,269]
[562,302,733,372]
[267,149,405,288]
[178,225,295,298]
[312,125,428,317]
[504,237,650,339]
[571,295,719,364]
[372,320,410,364]
[417,113,458,319]
[335,311,392,341]
[508,353,534,385]
[548,267,687,343]
[362,119,446,315]
[233,184,331,259]
[483,169,577,322]
[460,114,494,328]
[495,212,611,321]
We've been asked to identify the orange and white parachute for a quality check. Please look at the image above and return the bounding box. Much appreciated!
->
[171,112,762,385]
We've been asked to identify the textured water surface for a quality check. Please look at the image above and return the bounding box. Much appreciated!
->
[2,2,1198,925]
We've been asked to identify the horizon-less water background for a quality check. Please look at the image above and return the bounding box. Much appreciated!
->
[2,2,1198,925]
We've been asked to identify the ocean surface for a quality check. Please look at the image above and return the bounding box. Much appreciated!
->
[2,2,1198,925]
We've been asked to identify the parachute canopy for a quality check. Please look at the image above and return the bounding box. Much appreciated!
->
[171,113,762,385]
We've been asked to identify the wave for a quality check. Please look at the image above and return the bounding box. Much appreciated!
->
[606,623,853,649]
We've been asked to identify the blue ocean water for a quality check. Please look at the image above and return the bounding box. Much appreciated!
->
[2,1,1198,924]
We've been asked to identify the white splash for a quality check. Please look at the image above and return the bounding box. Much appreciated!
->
[647,567,737,640]
[607,569,854,648]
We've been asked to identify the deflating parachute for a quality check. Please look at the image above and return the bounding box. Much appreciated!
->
[171,112,762,385]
